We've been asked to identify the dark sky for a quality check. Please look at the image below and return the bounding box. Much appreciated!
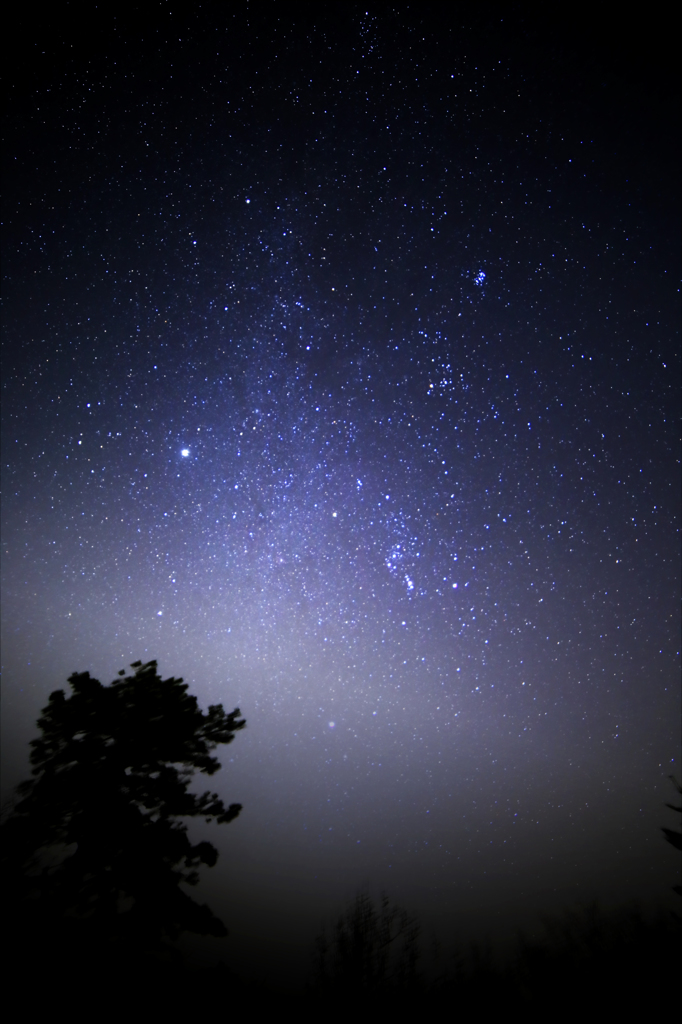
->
[2,2,679,988]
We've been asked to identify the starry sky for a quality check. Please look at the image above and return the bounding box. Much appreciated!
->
[2,3,679,987]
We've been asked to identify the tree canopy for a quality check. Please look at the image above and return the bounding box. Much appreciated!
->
[2,659,245,964]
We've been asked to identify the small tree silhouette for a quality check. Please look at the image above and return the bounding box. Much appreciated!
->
[312,890,421,998]
[2,659,245,972]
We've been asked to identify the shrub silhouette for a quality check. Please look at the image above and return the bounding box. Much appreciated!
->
[2,659,245,978]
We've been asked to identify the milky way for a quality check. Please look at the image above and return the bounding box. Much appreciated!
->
[2,7,679,983]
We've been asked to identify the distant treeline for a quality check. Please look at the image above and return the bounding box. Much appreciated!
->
[303,890,681,1015]
[7,889,679,1015]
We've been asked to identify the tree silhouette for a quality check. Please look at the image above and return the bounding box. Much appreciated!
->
[2,659,245,974]
[312,890,421,1000]
[661,774,682,899]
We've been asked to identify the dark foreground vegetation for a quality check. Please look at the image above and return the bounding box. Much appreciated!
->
[3,662,680,1017]
[4,894,679,1018]
[306,891,681,1016]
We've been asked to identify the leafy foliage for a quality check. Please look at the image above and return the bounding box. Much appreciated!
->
[2,659,245,955]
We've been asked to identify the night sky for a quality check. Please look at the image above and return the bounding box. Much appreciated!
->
[2,4,679,988]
